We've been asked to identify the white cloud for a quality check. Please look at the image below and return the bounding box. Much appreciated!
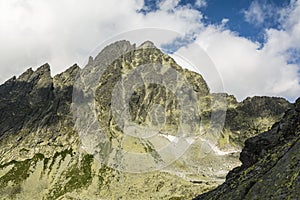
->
[264,1,300,54]
[195,0,207,8]
[243,1,278,27]
[173,1,300,101]
[158,0,180,11]
[244,1,265,25]
[0,0,299,102]
[0,0,202,82]
[186,25,299,101]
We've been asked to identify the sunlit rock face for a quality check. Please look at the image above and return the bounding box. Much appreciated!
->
[0,41,292,199]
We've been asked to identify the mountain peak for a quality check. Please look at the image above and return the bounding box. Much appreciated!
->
[0,40,297,200]
[138,40,156,49]
[90,40,136,69]
[36,63,51,73]
[17,63,51,84]
[18,68,34,82]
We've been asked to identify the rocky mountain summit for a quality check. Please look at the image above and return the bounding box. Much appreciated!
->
[0,40,294,199]
[194,98,300,200]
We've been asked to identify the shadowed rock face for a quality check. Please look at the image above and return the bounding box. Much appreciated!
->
[0,63,54,136]
[0,40,294,199]
[0,63,79,139]
[223,96,292,147]
[194,98,300,200]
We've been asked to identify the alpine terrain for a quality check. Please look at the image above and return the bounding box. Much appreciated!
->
[0,41,294,200]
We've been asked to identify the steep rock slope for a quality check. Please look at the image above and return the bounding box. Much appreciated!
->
[0,40,293,199]
[222,96,291,148]
[0,41,217,200]
[194,98,300,200]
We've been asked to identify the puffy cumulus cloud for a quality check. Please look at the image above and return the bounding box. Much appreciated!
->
[158,0,180,11]
[180,26,299,101]
[172,1,300,102]
[0,0,202,83]
[0,0,299,102]
[0,0,141,81]
[264,0,300,55]
[257,0,300,100]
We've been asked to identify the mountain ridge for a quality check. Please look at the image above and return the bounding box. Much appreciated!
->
[194,97,300,200]
[0,40,294,199]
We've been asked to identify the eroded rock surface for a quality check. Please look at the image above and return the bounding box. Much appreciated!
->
[194,98,300,200]
[0,40,293,199]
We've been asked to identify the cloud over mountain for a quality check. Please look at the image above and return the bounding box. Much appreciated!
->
[0,0,299,101]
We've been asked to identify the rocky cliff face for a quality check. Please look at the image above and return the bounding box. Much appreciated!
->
[0,40,293,199]
[223,96,291,148]
[194,98,300,200]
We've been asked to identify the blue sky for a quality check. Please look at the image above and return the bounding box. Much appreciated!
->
[201,0,286,42]
[143,0,293,48]
[0,0,299,101]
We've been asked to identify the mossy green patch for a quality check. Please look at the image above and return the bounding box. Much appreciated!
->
[48,148,73,173]
[0,153,44,188]
[47,154,93,199]
[98,164,114,188]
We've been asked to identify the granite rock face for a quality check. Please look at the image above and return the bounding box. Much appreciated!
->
[223,96,292,147]
[0,63,54,137]
[0,40,294,199]
[0,41,214,200]
[194,98,300,200]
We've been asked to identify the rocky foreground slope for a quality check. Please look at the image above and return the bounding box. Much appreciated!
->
[0,40,293,199]
[194,98,300,199]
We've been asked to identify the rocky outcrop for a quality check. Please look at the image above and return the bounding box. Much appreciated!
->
[223,96,292,148]
[0,41,214,199]
[0,40,294,199]
[0,63,54,138]
[194,98,300,200]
